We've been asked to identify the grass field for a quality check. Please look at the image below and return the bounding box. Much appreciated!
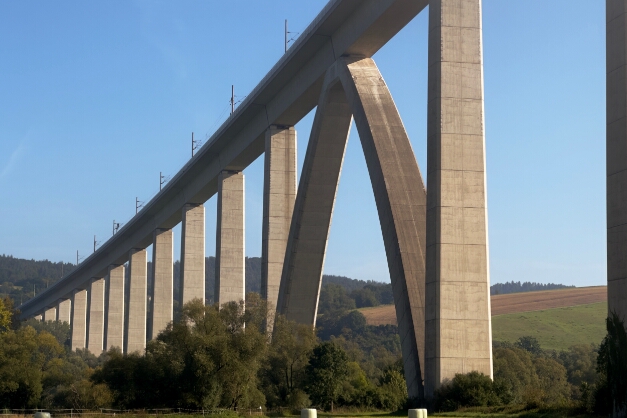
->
[491,302,607,351]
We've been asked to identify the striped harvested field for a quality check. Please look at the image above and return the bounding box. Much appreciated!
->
[358,286,607,326]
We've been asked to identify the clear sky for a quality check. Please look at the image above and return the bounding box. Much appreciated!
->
[0,1,606,287]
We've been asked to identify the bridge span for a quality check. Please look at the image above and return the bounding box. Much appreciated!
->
[17,0,627,404]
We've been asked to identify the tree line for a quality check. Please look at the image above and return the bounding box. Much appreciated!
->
[0,295,406,412]
[2,293,627,414]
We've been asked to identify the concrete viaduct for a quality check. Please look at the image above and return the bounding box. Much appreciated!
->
[17,0,627,402]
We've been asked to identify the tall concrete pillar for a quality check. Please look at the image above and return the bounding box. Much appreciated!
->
[425,0,492,398]
[87,277,105,355]
[106,264,125,351]
[262,126,297,314]
[150,228,173,339]
[216,171,245,306]
[126,248,147,353]
[56,298,71,324]
[607,0,627,321]
[70,289,87,351]
[43,306,56,321]
[180,204,205,306]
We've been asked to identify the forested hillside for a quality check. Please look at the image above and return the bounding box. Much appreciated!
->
[2,254,576,308]
[0,255,73,304]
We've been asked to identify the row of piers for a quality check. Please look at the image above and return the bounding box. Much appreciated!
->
[34,126,296,355]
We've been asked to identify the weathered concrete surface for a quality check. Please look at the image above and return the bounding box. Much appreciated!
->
[87,278,105,355]
[337,57,427,402]
[43,306,56,322]
[71,289,87,351]
[57,298,71,324]
[35,314,42,321]
[150,228,173,339]
[216,171,245,306]
[262,127,297,315]
[106,264,125,350]
[180,204,205,306]
[425,0,492,399]
[607,0,627,322]
[277,68,353,326]
[19,0,430,321]
[126,249,147,353]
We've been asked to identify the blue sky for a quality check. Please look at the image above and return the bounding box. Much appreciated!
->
[0,1,606,287]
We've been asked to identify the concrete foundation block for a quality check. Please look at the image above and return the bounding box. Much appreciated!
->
[300,409,316,418]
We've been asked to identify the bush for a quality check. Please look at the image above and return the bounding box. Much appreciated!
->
[433,371,507,412]
[594,311,627,416]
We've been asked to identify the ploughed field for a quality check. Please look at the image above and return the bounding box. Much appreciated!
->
[358,286,607,325]
[358,286,608,351]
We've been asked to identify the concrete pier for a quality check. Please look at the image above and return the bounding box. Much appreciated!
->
[607,0,627,321]
[425,0,492,398]
[216,171,245,306]
[70,289,87,350]
[35,314,42,321]
[57,298,71,324]
[262,126,297,314]
[87,278,105,355]
[180,204,205,306]
[126,248,147,353]
[150,228,173,339]
[277,69,352,325]
[43,306,56,322]
[106,264,125,350]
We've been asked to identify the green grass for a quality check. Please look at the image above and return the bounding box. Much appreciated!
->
[491,302,607,351]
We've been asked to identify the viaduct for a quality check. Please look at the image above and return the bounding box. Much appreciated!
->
[17,0,627,402]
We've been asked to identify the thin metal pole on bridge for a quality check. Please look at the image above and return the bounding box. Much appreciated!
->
[231,85,234,114]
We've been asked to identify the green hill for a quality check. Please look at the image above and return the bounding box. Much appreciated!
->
[492,302,607,351]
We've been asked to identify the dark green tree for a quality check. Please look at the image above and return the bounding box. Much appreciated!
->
[351,288,379,308]
[318,284,356,315]
[305,342,349,411]
[433,371,506,411]
[597,311,627,417]
[262,315,316,407]
[515,336,543,356]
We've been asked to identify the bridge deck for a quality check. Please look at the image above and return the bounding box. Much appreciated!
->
[19,0,428,318]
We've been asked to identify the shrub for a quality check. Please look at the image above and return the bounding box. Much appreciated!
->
[433,371,506,412]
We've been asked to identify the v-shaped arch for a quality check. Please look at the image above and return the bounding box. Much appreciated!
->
[276,56,427,401]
